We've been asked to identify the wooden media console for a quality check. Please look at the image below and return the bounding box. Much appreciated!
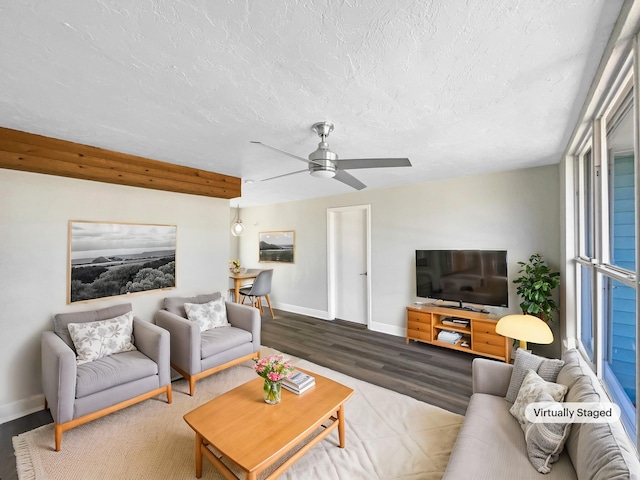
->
[406,304,511,362]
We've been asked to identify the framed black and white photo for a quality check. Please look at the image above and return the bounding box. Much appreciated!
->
[68,221,177,303]
[259,231,295,263]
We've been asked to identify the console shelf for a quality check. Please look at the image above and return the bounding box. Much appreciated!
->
[406,304,511,363]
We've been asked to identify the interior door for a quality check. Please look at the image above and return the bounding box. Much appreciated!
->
[331,206,369,325]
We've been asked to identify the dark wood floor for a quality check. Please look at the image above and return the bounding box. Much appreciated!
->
[262,310,476,415]
[0,309,477,480]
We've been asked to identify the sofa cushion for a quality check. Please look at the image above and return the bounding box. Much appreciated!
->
[506,349,564,403]
[510,369,567,429]
[67,311,137,365]
[76,350,158,398]
[557,349,639,480]
[184,297,230,332]
[200,326,253,359]
[524,390,572,474]
[164,292,222,318]
[54,303,132,351]
[574,420,640,480]
[443,393,576,479]
[556,349,600,469]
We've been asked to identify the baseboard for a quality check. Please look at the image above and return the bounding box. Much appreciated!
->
[272,302,333,321]
[369,321,404,337]
[0,393,45,425]
[272,303,405,337]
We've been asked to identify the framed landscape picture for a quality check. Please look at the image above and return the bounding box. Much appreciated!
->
[259,231,295,263]
[68,221,177,303]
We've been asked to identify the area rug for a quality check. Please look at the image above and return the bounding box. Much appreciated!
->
[13,347,463,479]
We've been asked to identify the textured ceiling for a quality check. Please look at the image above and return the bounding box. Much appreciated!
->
[0,0,625,206]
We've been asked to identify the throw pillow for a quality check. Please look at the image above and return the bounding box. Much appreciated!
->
[510,369,568,429]
[506,349,565,403]
[184,297,229,332]
[67,311,137,365]
[524,390,572,474]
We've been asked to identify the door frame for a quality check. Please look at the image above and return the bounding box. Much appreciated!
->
[327,204,372,326]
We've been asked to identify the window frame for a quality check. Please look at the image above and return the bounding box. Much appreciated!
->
[571,52,638,446]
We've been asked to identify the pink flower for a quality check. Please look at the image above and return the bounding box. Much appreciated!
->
[253,354,295,382]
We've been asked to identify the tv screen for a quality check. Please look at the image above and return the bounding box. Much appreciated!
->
[416,250,508,308]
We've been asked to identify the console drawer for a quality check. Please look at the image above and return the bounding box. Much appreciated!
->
[472,320,497,335]
[473,342,505,357]
[407,320,431,333]
[474,332,504,347]
[408,328,432,342]
[407,311,432,326]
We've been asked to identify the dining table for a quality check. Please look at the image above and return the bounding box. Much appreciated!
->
[229,270,261,304]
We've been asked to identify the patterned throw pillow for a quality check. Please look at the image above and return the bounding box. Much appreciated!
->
[184,297,229,332]
[525,390,572,473]
[506,349,565,403]
[510,369,568,429]
[67,311,137,365]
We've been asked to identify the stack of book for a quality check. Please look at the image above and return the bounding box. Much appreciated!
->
[441,317,470,328]
[282,370,316,394]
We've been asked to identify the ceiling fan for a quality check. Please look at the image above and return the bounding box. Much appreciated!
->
[251,121,411,191]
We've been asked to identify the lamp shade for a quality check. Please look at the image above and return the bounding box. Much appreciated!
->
[496,314,553,350]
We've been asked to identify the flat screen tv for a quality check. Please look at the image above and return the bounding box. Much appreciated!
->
[416,249,508,308]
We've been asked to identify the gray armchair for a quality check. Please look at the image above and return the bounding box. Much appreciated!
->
[41,303,172,451]
[155,292,260,396]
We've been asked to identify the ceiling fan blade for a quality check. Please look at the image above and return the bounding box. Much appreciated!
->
[261,169,308,182]
[334,158,412,170]
[334,169,367,190]
[250,141,314,165]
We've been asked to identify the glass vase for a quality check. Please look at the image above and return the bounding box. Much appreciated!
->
[263,379,282,405]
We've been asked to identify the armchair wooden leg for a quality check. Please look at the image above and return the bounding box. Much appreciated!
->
[166,384,173,404]
[189,377,196,396]
[55,424,62,452]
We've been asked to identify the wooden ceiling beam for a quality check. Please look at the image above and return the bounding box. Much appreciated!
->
[0,126,241,199]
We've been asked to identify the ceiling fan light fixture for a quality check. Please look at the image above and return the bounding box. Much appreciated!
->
[310,169,336,179]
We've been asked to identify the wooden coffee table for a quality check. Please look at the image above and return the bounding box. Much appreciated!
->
[183,369,354,480]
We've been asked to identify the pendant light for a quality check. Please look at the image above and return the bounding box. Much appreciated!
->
[231,205,244,236]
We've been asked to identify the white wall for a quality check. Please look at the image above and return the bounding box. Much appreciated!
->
[0,164,561,422]
[237,165,561,355]
[0,169,231,423]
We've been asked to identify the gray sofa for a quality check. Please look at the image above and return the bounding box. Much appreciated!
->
[444,349,640,479]
[155,292,260,396]
[41,303,172,451]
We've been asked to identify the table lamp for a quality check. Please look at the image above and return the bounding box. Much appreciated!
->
[495,314,553,350]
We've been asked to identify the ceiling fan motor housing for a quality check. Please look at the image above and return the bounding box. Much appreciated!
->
[309,137,338,177]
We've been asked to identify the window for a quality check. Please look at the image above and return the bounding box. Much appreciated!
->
[608,94,636,271]
[578,148,594,259]
[579,263,594,360]
[571,64,637,445]
[602,278,637,438]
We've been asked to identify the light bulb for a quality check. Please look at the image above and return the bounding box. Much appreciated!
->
[231,221,244,236]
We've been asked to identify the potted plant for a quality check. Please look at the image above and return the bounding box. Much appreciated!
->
[513,253,560,323]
